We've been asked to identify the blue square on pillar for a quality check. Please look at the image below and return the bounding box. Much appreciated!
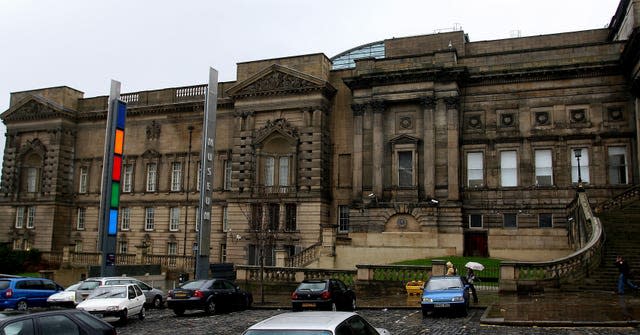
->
[108,209,118,235]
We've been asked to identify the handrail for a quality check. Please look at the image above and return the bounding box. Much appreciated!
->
[594,184,640,213]
[285,242,321,268]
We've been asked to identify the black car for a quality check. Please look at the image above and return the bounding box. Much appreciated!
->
[166,278,252,316]
[291,279,356,312]
[0,309,116,335]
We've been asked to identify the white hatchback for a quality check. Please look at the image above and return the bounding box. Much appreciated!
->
[76,283,145,324]
[243,311,391,335]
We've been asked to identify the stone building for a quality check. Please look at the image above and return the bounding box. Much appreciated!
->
[2,0,640,269]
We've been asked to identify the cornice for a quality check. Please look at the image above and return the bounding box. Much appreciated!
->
[343,67,468,90]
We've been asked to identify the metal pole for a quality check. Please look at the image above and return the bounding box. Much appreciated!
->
[183,126,194,257]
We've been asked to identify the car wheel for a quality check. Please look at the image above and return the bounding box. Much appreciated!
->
[204,299,216,315]
[16,300,28,312]
[331,302,337,311]
[138,306,146,320]
[173,308,185,316]
[422,309,430,318]
[152,296,163,309]
[350,298,357,311]
[244,296,252,310]
[119,309,128,324]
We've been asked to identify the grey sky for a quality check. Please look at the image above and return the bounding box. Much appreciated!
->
[0,0,620,158]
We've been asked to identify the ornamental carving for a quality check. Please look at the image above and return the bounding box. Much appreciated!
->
[535,112,550,126]
[399,116,413,129]
[467,115,482,129]
[443,96,460,110]
[501,113,515,127]
[351,103,366,116]
[608,107,624,121]
[255,118,299,141]
[239,71,316,95]
[570,109,587,123]
[146,121,161,140]
[370,100,386,113]
[419,96,437,109]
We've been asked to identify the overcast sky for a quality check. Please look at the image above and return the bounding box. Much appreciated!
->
[0,0,621,159]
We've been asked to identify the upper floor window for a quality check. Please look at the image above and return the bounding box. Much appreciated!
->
[15,207,24,229]
[223,160,232,190]
[285,203,297,231]
[251,204,263,231]
[398,151,413,188]
[122,164,133,193]
[167,242,178,256]
[79,167,88,193]
[263,156,290,191]
[146,163,157,192]
[503,213,517,228]
[608,146,628,185]
[268,203,279,231]
[467,152,483,188]
[469,214,483,228]
[21,153,42,194]
[120,207,130,231]
[171,162,182,191]
[338,205,349,233]
[26,207,35,229]
[26,167,39,193]
[539,213,553,228]
[145,207,155,231]
[571,148,590,184]
[535,149,553,186]
[118,240,128,254]
[500,150,518,187]
[169,207,180,231]
[222,206,229,232]
[77,208,86,230]
[195,207,200,232]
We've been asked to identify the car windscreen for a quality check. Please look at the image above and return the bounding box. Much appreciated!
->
[425,278,463,291]
[87,287,126,299]
[180,280,208,289]
[244,331,331,335]
[64,283,81,292]
[77,280,101,290]
[297,282,327,291]
[0,280,9,290]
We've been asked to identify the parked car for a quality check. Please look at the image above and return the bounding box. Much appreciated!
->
[166,278,252,316]
[420,275,470,316]
[76,276,166,308]
[291,279,356,312]
[46,281,83,308]
[0,277,63,311]
[243,311,391,335]
[0,309,116,335]
[76,283,146,323]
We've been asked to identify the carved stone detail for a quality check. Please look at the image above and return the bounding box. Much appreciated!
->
[255,118,299,141]
[419,96,437,109]
[146,121,161,140]
[239,71,316,95]
[351,103,366,116]
[443,96,460,110]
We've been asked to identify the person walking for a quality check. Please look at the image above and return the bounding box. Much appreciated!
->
[465,266,479,303]
[614,255,639,294]
[446,261,456,276]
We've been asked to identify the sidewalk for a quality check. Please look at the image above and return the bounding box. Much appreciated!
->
[253,290,640,327]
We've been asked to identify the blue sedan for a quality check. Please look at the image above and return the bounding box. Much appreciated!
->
[421,276,470,317]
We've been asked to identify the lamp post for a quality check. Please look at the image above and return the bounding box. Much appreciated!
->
[574,148,584,192]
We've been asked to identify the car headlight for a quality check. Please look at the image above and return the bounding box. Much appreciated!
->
[451,296,464,302]
[106,306,119,311]
[422,297,433,303]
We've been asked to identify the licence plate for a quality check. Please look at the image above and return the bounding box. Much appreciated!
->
[92,313,104,318]
[174,292,187,298]
[302,303,316,308]
[434,303,450,308]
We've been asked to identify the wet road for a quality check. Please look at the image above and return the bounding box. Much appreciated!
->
[115,308,640,335]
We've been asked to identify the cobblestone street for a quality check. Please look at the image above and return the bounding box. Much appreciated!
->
[115,308,640,335]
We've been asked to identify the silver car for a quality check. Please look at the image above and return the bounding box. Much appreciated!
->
[75,277,166,308]
[243,311,391,335]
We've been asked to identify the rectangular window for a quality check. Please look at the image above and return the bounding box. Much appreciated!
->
[196,166,201,191]
[77,208,86,230]
[169,207,180,231]
[74,240,83,253]
[571,148,590,184]
[167,242,177,255]
[264,157,274,187]
[122,164,133,193]
[285,204,297,231]
[469,214,483,228]
[608,146,628,185]
[26,207,35,229]
[535,149,553,186]
[222,206,229,232]
[503,213,517,228]
[248,244,274,266]
[338,205,350,233]
[279,157,289,187]
[398,151,413,187]
[500,150,518,187]
[120,207,130,231]
[118,240,128,254]
[145,207,155,231]
[220,244,227,263]
[223,160,232,190]
[539,213,553,228]
[79,167,88,193]
[251,204,262,231]
[171,162,182,191]
[146,163,157,192]
[27,167,38,193]
[268,203,279,231]
[467,152,483,187]
[195,207,200,232]
[15,207,24,229]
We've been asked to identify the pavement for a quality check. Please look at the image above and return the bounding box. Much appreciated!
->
[253,289,640,327]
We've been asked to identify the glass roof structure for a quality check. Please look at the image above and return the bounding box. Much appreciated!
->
[330,41,385,70]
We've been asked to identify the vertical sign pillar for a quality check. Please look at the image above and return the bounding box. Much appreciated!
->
[99,80,127,277]
[195,68,218,279]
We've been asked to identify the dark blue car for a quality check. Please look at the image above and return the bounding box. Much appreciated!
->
[0,277,63,311]
[421,276,470,317]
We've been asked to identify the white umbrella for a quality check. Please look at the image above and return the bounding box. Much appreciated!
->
[465,261,484,271]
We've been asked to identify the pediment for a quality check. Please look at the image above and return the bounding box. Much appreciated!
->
[254,118,299,144]
[1,95,75,122]
[389,134,420,145]
[227,64,335,98]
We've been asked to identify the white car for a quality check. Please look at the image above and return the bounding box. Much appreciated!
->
[243,311,391,335]
[76,283,145,323]
[47,281,83,307]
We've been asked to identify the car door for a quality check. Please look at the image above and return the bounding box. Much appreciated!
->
[126,285,144,316]
[222,280,243,310]
[134,280,153,304]
[330,280,347,309]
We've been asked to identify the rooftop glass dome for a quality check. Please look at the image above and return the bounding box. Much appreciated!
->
[330,41,385,70]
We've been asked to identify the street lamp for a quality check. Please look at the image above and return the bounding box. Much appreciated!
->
[574,148,584,192]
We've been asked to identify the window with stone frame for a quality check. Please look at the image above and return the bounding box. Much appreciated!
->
[608,146,628,185]
[223,159,232,190]
[398,151,414,188]
[195,207,200,232]
[220,244,227,263]
[13,239,21,250]
[22,152,42,194]
[285,203,297,231]
[146,163,157,192]
[171,162,182,191]
[76,208,86,230]
[26,207,35,229]
[534,149,553,186]
[251,204,263,231]
[338,205,349,233]
[120,207,130,231]
[118,240,128,254]
[169,207,180,231]
[539,213,553,228]
[122,164,134,193]
[571,148,590,184]
[145,207,155,231]
[222,206,229,232]
[469,214,483,228]
[74,240,82,253]
[503,213,517,228]
[15,207,24,229]
[500,150,518,187]
[167,242,178,255]
[390,138,418,189]
[79,166,88,193]
[263,155,291,192]
[467,152,484,188]
[268,203,279,231]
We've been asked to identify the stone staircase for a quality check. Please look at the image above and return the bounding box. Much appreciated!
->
[580,200,640,291]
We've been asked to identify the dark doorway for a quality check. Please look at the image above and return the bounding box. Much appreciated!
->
[464,231,488,257]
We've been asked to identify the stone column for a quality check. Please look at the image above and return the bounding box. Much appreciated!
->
[351,104,366,198]
[421,97,437,198]
[371,100,385,198]
[445,97,460,201]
